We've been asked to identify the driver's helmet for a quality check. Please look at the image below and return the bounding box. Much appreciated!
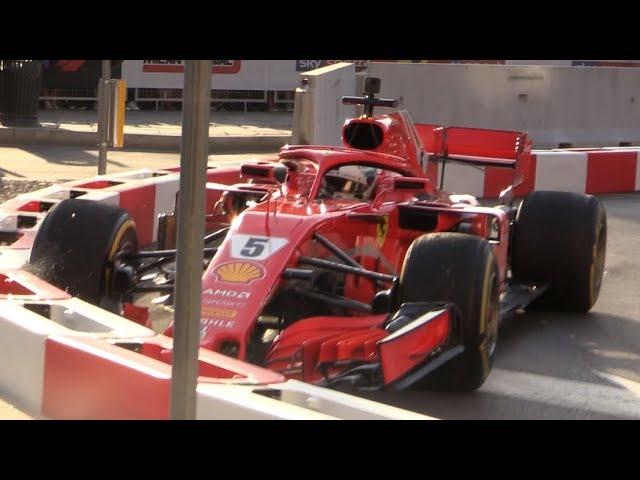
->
[322,165,377,200]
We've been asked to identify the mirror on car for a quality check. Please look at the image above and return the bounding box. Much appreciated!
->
[273,164,288,184]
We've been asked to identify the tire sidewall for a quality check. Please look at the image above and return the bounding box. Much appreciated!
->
[399,233,500,391]
[512,191,607,312]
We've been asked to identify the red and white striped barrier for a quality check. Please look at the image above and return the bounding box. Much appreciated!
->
[442,148,640,198]
[0,283,154,415]
[0,166,243,266]
[0,268,428,419]
[0,300,429,419]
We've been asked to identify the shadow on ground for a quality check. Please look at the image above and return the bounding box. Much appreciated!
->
[354,310,640,420]
[15,146,128,168]
[36,110,294,130]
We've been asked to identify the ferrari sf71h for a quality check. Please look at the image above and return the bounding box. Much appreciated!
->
[28,78,607,392]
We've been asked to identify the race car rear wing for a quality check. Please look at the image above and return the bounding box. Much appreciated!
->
[414,124,533,194]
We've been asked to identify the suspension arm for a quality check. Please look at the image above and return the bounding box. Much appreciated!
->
[297,256,396,284]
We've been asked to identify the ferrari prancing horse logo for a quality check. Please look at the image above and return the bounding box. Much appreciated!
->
[376,215,389,247]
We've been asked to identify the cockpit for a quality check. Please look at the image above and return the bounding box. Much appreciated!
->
[317,164,403,202]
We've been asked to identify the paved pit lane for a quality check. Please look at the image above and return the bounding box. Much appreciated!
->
[357,194,640,419]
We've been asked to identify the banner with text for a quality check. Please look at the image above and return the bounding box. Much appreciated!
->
[122,60,300,90]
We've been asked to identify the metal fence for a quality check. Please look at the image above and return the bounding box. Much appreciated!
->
[40,88,97,101]
[136,89,268,111]
[275,90,295,105]
[37,88,295,111]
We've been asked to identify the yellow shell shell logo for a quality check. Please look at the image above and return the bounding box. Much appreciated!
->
[214,262,264,284]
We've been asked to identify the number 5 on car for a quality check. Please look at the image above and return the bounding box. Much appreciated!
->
[230,235,288,261]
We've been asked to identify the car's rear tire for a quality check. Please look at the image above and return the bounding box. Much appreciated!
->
[27,199,138,308]
[399,233,500,392]
[511,191,607,312]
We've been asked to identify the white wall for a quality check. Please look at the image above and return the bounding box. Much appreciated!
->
[291,62,356,146]
[366,62,640,148]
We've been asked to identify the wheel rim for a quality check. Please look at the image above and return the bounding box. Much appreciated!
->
[484,271,500,359]
[589,218,606,306]
[105,220,137,298]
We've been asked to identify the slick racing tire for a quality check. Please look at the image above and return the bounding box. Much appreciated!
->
[511,191,607,313]
[27,198,138,308]
[399,233,500,392]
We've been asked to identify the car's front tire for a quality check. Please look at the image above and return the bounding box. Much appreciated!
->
[27,199,138,309]
[399,233,500,392]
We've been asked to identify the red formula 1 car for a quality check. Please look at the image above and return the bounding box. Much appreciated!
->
[28,78,607,392]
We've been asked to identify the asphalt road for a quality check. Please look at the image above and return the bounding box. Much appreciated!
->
[358,194,640,419]
[0,145,274,181]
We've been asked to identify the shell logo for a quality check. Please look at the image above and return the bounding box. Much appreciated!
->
[213,262,264,284]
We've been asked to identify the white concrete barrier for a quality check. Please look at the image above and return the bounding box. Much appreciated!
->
[260,379,431,420]
[366,62,640,149]
[196,384,338,420]
[291,62,356,146]
[0,303,67,413]
[0,294,154,415]
[196,380,433,420]
[0,295,430,419]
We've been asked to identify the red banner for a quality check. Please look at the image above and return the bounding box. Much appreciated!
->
[141,60,242,74]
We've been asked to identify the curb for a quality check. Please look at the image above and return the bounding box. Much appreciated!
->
[0,127,291,153]
[0,397,33,420]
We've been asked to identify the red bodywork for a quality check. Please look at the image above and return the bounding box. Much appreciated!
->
[163,109,532,389]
